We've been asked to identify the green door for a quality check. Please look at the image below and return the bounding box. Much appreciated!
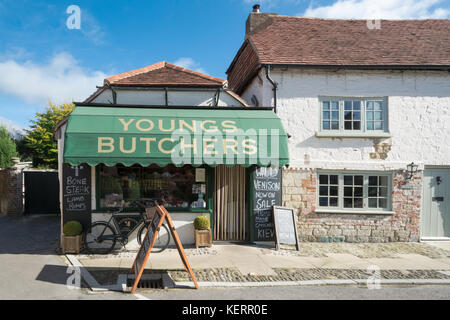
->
[422,168,450,238]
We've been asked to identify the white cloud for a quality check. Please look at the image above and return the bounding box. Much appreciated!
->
[0,117,26,138]
[173,57,207,74]
[302,0,450,19]
[0,52,107,105]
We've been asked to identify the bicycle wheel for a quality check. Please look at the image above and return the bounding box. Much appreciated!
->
[84,222,117,254]
[137,223,170,253]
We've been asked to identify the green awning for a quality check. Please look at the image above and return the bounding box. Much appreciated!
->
[63,106,289,167]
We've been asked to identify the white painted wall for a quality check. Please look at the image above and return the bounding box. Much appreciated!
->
[241,68,450,170]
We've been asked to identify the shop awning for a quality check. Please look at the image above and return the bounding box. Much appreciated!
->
[63,105,289,167]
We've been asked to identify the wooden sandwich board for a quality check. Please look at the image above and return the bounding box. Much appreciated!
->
[272,206,300,251]
[130,205,199,293]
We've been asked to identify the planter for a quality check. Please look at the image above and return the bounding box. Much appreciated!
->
[62,235,83,254]
[194,229,212,248]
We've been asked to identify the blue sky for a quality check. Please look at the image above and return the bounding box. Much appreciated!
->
[0,0,449,131]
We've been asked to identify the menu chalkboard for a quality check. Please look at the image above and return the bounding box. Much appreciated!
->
[251,166,282,241]
[273,206,299,251]
[62,163,91,231]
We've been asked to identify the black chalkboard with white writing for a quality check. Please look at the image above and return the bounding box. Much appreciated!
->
[62,163,91,231]
[251,166,282,241]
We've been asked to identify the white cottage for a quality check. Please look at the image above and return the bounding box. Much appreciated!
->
[226,7,450,241]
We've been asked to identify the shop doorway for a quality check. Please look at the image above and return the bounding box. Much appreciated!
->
[214,165,247,241]
[24,170,60,214]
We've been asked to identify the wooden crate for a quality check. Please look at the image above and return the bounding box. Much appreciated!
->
[62,235,83,254]
[194,229,212,248]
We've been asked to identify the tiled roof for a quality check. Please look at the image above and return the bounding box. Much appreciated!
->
[227,15,450,93]
[105,61,226,87]
[249,16,450,66]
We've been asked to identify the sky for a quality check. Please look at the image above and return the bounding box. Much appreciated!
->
[0,0,449,132]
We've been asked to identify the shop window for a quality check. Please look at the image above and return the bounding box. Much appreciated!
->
[97,164,208,210]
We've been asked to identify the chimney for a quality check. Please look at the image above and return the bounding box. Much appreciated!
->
[245,4,277,38]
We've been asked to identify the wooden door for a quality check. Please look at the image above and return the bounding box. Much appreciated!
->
[422,168,450,238]
[214,165,247,241]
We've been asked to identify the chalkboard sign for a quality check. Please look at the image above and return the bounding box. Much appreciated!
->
[62,163,91,231]
[130,205,198,293]
[272,206,299,251]
[251,166,282,241]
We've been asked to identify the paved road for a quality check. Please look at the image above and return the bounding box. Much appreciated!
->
[0,215,449,300]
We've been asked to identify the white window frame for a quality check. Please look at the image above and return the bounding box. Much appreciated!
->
[316,171,394,215]
[317,96,390,138]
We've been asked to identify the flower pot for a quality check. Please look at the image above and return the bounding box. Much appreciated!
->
[62,234,83,254]
[194,229,212,248]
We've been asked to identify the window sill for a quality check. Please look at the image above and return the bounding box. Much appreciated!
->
[315,132,391,138]
[315,209,395,215]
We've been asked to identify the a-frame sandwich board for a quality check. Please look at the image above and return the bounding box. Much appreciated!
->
[129,205,199,293]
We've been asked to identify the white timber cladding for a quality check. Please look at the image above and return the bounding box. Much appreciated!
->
[241,68,450,170]
[92,88,247,107]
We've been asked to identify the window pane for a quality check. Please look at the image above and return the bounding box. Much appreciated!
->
[379,187,388,197]
[367,101,374,110]
[369,176,378,185]
[379,198,387,208]
[344,187,353,197]
[329,186,338,196]
[344,101,352,110]
[375,111,383,120]
[354,198,363,208]
[319,175,328,184]
[344,121,352,130]
[319,186,328,196]
[354,175,363,185]
[379,176,388,186]
[344,198,353,208]
[323,121,330,130]
[319,197,328,206]
[367,112,374,120]
[330,175,338,184]
[353,101,361,110]
[331,121,339,130]
[353,121,361,130]
[331,101,339,110]
[344,111,352,120]
[323,111,330,119]
[329,197,338,207]
[374,101,383,110]
[374,122,383,130]
[369,198,378,208]
[344,176,353,185]
[322,101,330,110]
[332,111,339,120]
[367,122,374,130]
[368,187,378,197]
[353,112,360,120]
[354,187,363,197]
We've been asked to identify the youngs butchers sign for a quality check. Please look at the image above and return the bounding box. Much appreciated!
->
[95,117,282,165]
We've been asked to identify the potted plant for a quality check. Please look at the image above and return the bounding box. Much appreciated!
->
[193,216,212,248]
[62,221,83,254]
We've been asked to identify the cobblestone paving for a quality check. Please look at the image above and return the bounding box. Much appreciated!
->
[267,243,450,259]
[169,268,450,282]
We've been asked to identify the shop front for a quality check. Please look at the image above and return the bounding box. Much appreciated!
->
[58,104,289,246]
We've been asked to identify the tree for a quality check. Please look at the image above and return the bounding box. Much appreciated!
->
[24,102,74,168]
[0,126,18,168]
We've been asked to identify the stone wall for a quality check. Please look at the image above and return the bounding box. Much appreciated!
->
[282,168,421,242]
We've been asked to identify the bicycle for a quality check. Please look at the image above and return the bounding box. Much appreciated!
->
[83,200,171,254]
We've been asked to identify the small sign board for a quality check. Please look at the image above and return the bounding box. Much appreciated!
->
[272,206,299,251]
[251,166,282,241]
[62,163,91,231]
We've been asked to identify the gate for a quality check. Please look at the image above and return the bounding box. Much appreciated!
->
[24,171,60,214]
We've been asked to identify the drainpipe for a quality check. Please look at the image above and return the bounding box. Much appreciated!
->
[265,65,277,113]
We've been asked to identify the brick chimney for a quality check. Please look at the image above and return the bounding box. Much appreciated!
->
[245,4,277,38]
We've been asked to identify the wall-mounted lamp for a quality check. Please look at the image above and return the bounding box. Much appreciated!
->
[405,162,418,181]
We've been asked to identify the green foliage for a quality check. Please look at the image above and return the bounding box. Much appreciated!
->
[24,102,74,168]
[63,221,83,236]
[0,126,18,168]
[193,216,210,230]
